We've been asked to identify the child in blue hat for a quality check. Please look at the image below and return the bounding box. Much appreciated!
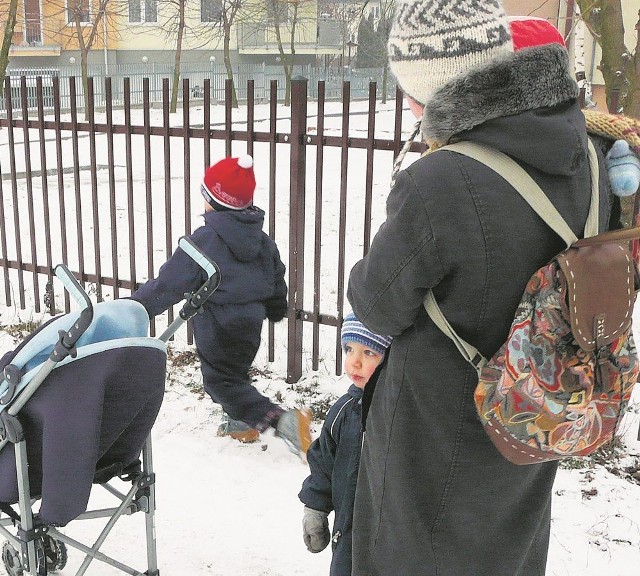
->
[298,312,392,576]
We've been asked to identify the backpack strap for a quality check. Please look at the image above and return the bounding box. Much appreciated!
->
[439,140,600,245]
[423,139,600,373]
[423,290,486,375]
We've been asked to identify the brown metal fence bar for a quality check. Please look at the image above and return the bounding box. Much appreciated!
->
[182,79,194,344]
[268,80,278,362]
[203,79,211,169]
[69,76,86,288]
[247,80,254,157]
[335,81,351,374]
[363,82,377,256]
[162,78,172,252]
[183,78,192,236]
[311,81,326,372]
[161,79,174,326]
[36,77,54,313]
[4,77,25,307]
[87,78,103,302]
[0,143,10,305]
[105,78,120,299]
[143,78,155,335]
[123,78,137,296]
[20,76,40,312]
[52,77,70,312]
[225,79,232,157]
[609,89,620,113]
[286,77,308,383]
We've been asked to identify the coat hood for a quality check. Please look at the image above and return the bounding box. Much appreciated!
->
[204,207,266,262]
[422,44,585,176]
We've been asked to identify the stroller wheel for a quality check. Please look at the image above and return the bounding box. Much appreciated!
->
[42,536,67,572]
[2,541,24,576]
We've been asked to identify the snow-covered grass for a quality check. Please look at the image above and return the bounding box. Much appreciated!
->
[2,307,640,576]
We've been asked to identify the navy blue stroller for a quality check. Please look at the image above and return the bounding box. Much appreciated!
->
[0,237,220,576]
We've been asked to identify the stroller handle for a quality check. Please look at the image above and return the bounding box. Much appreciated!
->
[54,265,92,313]
[51,265,94,359]
[178,237,220,281]
[159,237,221,342]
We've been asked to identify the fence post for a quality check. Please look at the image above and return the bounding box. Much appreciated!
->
[287,76,308,383]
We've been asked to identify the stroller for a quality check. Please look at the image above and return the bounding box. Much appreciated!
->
[0,237,220,576]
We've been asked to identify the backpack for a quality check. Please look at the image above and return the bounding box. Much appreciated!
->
[424,140,640,464]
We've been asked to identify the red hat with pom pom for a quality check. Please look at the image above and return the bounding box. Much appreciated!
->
[201,155,256,210]
[508,16,565,51]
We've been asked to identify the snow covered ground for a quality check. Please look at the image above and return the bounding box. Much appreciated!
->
[1,307,640,576]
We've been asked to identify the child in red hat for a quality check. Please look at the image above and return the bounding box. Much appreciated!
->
[131,155,312,460]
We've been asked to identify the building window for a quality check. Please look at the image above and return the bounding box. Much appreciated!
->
[146,0,158,22]
[129,0,158,23]
[201,0,223,23]
[67,0,90,24]
[268,0,290,24]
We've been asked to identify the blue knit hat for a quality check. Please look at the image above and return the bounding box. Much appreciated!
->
[341,312,392,356]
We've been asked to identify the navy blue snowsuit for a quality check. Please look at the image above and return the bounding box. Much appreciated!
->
[299,384,363,576]
[131,207,287,430]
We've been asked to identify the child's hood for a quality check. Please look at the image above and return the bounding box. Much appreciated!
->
[204,207,267,262]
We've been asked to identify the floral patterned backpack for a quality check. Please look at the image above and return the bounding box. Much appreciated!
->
[424,140,640,464]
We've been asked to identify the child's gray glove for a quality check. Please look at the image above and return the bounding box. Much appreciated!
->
[302,506,330,553]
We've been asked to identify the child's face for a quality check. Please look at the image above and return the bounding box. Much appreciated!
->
[344,342,384,389]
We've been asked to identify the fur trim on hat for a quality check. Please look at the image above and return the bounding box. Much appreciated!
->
[421,43,578,144]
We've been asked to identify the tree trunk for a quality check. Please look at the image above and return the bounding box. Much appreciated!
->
[381,61,388,104]
[170,0,186,114]
[81,49,90,118]
[577,0,639,118]
[272,20,291,106]
[623,10,640,118]
[223,29,238,108]
[0,0,19,91]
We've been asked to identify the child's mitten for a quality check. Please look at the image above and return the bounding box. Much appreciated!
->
[606,139,640,197]
[302,506,330,553]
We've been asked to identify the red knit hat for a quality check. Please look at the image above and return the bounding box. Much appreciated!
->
[201,155,256,210]
[508,16,565,51]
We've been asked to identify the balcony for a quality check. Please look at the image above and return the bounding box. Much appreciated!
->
[238,19,343,55]
[3,18,64,57]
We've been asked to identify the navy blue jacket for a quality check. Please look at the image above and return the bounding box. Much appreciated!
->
[131,207,287,324]
[299,384,363,576]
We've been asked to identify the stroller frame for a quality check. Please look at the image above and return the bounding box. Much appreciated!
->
[0,237,220,576]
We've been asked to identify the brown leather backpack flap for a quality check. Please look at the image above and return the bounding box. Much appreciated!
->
[557,243,635,351]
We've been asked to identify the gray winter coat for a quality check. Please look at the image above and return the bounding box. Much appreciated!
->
[347,44,612,576]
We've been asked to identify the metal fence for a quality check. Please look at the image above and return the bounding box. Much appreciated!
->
[0,75,419,382]
[1,62,396,112]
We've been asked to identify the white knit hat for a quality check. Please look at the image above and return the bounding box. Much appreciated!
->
[388,0,513,105]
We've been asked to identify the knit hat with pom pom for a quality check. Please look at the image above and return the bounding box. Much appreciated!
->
[508,15,565,51]
[201,155,256,210]
[387,0,513,106]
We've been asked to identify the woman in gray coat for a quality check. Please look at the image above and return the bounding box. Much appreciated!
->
[347,1,612,575]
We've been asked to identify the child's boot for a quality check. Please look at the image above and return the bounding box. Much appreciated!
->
[275,408,313,461]
[217,414,260,443]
